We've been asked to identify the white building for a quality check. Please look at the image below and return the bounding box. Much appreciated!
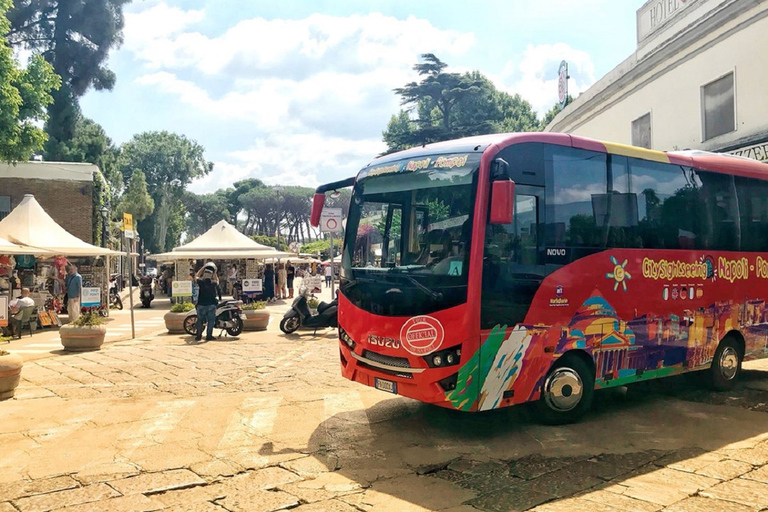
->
[547,0,768,161]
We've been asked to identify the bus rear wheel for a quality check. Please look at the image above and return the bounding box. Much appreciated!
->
[710,336,742,391]
[533,355,594,425]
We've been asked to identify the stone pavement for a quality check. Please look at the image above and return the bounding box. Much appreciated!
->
[2,308,768,511]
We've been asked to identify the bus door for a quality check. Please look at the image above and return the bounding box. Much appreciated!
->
[481,185,545,330]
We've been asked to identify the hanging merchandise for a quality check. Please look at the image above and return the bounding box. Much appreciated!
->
[0,255,15,277]
[15,254,35,269]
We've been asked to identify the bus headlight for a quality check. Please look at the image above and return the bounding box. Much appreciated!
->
[424,345,462,368]
[339,327,356,350]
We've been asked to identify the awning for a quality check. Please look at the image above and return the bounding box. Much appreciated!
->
[0,194,121,256]
[0,235,52,255]
[148,250,294,261]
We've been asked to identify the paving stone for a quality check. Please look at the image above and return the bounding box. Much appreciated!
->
[700,477,768,509]
[0,503,18,512]
[189,458,242,481]
[693,459,754,480]
[223,467,302,491]
[277,472,362,503]
[716,444,768,466]
[663,496,756,512]
[293,499,363,512]
[214,488,300,512]
[741,465,768,484]
[279,456,332,479]
[12,483,119,512]
[530,497,624,512]
[150,484,223,509]
[339,489,441,512]
[467,481,554,512]
[108,469,206,496]
[57,494,165,512]
[508,454,584,480]
[368,474,476,511]
[577,489,662,512]
[526,464,604,498]
[0,475,79,501]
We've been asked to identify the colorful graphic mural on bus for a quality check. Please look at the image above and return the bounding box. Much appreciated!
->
[447,289,768,412]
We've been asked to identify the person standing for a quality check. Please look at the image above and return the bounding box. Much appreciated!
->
[65,264,83,322]
[189,272,199,304]
[194,263,221,342]
[286,261,295,298]
[324,264,332,288]
[277,263,287,299]
[263,264,275,303]
[228,264,238,295]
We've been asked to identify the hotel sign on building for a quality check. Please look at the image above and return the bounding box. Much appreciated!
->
[637,0,698,43]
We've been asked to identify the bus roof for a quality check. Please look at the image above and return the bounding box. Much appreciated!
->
[366,132,768,181]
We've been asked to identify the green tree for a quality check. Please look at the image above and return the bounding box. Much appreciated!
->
[539,95,573,129]
[0,0,59,162]
[117,169,154,222]
[382,110,416,154]
[7,0,129,159]
[184,190,231,238]
[252,234,288,251]
[120,131,213,253]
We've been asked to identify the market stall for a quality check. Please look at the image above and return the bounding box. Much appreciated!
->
[0,194,121,323]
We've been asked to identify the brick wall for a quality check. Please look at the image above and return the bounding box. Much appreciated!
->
[0,178,94,243]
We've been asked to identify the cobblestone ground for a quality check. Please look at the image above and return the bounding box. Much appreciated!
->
[2,320,768,512]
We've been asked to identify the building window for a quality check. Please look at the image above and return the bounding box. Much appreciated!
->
[702,72,735,141]
[631,113,652,149]
[0,196,9,220]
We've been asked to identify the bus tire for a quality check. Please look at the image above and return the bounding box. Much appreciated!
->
[533,355,594,425]
[710,336,742,391]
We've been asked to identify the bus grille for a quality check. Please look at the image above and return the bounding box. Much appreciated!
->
[358,361,414,379]
[362,350,412,369]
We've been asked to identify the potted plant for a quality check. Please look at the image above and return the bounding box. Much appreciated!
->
[164,302,195,334]
[60,310,107,352]
[241,301,270,331]
[0,340,23,400]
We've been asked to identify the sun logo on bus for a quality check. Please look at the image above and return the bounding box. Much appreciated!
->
[606,255,631,292]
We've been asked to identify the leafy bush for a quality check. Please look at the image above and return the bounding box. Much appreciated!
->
[307,297,320,309]
[170,302,195,313]
[71,311,106,327]
[242,301,266,310]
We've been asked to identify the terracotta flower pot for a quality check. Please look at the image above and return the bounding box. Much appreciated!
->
[60,325,106,352]
[0,351,23,400]
[242,309,270,331]
[164,312,189,334]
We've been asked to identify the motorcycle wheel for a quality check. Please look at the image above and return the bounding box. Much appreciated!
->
[280,316,300,334]
[184,315,198,336]
[111,295,123,310]
[226,317,243,336]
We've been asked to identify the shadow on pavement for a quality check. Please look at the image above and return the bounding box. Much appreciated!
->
[302,368,768,511]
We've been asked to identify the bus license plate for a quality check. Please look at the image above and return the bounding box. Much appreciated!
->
[374,378,397,394]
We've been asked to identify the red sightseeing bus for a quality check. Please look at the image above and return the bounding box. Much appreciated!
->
[311,132,768,423]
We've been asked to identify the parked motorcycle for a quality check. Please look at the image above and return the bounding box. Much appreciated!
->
[109,276,123,310]
[280,286,338,334]
[183,300,244,337]
[139,275,154,308]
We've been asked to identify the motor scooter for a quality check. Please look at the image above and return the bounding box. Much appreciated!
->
[183,300,244,337]
[280,285,337,334]
[139,275,154,308]
[109,275,123,310]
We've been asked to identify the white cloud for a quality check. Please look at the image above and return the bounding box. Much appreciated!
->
[125,4,474,191]
[496,43,597,116]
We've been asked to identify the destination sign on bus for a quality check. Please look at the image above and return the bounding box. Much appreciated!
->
[360,153,477,180]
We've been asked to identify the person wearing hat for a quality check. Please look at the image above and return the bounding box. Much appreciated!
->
[194,262,221,341]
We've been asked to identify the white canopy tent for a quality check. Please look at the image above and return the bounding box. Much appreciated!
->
[149,220,293,260]
[0,194,120,256]
[0,235,51,255]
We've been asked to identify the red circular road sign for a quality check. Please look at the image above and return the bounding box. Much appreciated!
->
[399,315,445,356]
[325,218,338,231]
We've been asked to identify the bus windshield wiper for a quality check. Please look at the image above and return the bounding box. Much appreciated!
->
[388,268,443,301]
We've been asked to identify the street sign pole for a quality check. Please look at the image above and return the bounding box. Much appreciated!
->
[123,213,135,339]
[330,231,335,298]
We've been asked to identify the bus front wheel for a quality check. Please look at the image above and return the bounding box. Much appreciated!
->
[533,355,594,425]
[710,337,742,391]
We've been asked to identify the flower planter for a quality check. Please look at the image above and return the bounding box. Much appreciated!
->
[242,309,270,331]
[0,352,23,400]
[60,325,106,352]
[164,311,189,334]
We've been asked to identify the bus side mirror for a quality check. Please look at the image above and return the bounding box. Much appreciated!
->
[490,180,515,225]
[310,193,325,227]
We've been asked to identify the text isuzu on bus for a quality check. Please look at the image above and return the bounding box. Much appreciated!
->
[311,133,768,423]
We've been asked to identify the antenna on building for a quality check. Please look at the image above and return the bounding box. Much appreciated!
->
[558,60,570,111]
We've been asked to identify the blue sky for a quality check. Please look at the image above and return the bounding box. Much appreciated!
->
[80,0,641,193]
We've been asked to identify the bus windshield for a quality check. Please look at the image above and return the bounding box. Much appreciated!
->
[341,152,480,316]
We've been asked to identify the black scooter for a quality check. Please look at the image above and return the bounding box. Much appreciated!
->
[280,287,338,334]
[139,275,154,308]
